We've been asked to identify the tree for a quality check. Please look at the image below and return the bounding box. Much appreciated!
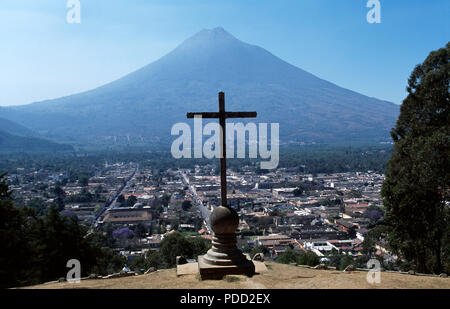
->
[251,245,269,258]
[159,232,193,267]
[79,176,89,187]
[347,226,357,239]
[94,185,105,198]
[276,248,297,264]
[0,174,126,288]
[60,178,68,186]
[348,190,362,198]
[64,188,93,204]
[27,198,48,216]
[161,193,171,207]
[130,257,146,272]
[181,200,192,211]
[0,173,31,288]
[339,255,354,270]
[293,187,303,197]
[135,223,147,238]
[382,42,449,274]
[53,186,66,199]
[362,224,389,255]
[126,195,137,207]
[117,194,125,206]
[53,185,66,211]
[159,232,210,268]
[145,251,164,269]
[297,251,320,267]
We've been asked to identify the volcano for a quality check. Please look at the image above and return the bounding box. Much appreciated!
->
[0,27,399,147]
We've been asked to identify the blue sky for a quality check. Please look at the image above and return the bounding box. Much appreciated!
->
[0,0,448,106]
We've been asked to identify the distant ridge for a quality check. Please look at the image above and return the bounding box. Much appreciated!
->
[0,27,399,148]
[0,130,73,153]
[0,117,36,137]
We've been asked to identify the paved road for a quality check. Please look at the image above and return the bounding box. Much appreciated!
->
[180,171,212,233]
[92,163,139,228]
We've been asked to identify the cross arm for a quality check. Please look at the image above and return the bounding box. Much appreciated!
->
[187,112,257,119]
[224,112,257,118]
[187,112,220,118]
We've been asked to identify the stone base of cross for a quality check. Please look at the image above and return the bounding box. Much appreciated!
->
[197,205,255,280]
[187,92,256,280]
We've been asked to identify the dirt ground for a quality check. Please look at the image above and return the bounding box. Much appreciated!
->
[22,262,449,289]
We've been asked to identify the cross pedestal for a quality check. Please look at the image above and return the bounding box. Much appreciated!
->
[187,92,256,280]
[197,206,255,279]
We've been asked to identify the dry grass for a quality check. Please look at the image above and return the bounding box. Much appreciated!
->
[22,262,449,289]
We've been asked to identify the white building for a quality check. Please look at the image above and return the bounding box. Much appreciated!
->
[303,241,339,257]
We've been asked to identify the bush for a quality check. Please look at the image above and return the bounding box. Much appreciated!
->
[145,251,164,269]
[251,245,269,258]
[339,255,354,270]
[0,204,125,288]
[159,232,211,268]
[297,251,320,266]
[276,248,297,264]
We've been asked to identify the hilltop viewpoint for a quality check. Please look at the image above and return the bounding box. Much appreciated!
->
[21,262,449,289]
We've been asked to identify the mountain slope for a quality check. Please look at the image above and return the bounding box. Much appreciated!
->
[0,130,73,153]
[0,117,37,137]
[0,27,399,146]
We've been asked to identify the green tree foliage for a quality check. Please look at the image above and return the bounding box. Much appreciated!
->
[326,252,355,270]
[382,42,449,274]
[276,248,298,264]
[145,251,164,269]
[297,251,320,267]
[159,232,210,268]
[362,224,390,255]
[161,193,171,207]
[79,176,89,187]
[347,190,362,198]
[0,145,391,180]
[320,198,343,207]
[181,200,193,211]
[0,173,125,288]
[130,257,146,272]
[117,194,125,206]
[94,185,105,199]
[339,255,354,270]
[64,188,93,203]
[134,222,148,238]
[0,173,32,288]
[347,226,357,239]
[26,197,48,216]
[126,195,138,207]
[53,186,66,199]
[128,251,166,272]
[276,248,320,267]
[278,145,391,174]
[293,187,303,197]
[250,245,269,258]
[53,185,66,211]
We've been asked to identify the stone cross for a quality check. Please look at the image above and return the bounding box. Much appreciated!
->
[187,91,257,207]
[187,92,257,279]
